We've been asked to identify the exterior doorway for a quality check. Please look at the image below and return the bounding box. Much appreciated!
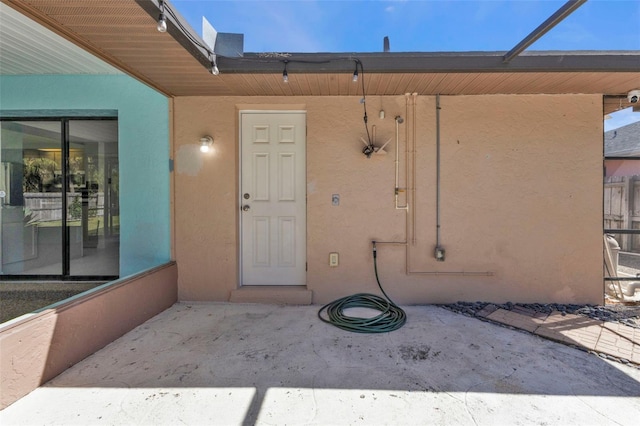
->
[239,111,306,286]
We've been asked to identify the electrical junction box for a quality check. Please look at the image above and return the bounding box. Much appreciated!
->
[329,252,339,267]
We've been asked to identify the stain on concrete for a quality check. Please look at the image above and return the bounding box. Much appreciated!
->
[399,344,440,361]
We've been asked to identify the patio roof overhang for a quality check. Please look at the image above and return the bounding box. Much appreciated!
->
[1,0,638,114]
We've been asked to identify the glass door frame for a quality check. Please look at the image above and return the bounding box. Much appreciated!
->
[0,116,119,281]
[603,156,640,292]
[604,155,640,282]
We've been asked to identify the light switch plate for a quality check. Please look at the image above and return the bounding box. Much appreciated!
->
[329,252,339,267]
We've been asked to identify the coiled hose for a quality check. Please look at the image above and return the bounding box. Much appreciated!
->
[317,242,407,333]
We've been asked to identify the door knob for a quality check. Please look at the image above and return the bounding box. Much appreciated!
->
[242,205,250,211]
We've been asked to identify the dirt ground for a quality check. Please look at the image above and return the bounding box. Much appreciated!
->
[0,282,103,323]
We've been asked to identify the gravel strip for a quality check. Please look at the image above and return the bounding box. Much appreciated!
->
[440,301,640,366]
[440,301,640,329]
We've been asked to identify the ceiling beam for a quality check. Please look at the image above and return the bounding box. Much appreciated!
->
[218,51,640,74]
[503,0,587,63]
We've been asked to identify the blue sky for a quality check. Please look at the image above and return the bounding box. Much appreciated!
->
[605,107,638,131]
[171,0,640,129]
[172,0,640,53]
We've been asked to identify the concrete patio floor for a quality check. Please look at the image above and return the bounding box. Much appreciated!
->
[1,303,639,425]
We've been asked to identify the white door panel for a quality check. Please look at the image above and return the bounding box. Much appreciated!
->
[241,112,306,285]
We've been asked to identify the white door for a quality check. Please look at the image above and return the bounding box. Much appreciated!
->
[240,111,306,285]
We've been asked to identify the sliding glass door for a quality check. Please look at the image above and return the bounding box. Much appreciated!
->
[0,118,119,279]
[68,120,119,276]
[1,121,63,275]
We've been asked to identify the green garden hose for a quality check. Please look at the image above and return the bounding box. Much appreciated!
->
[317,241,407,333]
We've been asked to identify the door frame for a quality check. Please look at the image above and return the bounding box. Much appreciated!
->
[238,110,307,287]
[0,116,119,281]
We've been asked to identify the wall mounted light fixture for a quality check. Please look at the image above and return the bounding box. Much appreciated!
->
[200,136,214,153]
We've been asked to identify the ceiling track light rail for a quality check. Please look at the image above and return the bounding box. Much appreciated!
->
[275,56,372,157]
[151,1,373,153]
[151,0,220,75]
[149,0,373,85]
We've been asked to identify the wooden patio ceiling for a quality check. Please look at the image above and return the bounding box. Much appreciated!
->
[2,0,638,114]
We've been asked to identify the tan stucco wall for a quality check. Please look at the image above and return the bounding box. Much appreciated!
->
[173,94,603,305]
[0,263,178,409]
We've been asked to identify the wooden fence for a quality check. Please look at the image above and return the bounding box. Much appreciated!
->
[604,176,640,252]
